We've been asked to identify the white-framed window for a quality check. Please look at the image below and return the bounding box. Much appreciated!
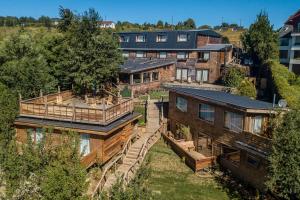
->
[252,116,263,134]
[136,51,145,58]
[177,52,188,59]
[122,51,129,58]
[120,36,129,43]
[156,34,168,42]
[176,68,182,80]
[80,134,90,156]
[176,68,188,80]
[176,97,187,112]
[199,104,215,123]
[136,35,146,42]
[196,69,209,82]
[177,34,188,42]
[158,52,167,58]
[224,111,243,133]
[198,52,210,61]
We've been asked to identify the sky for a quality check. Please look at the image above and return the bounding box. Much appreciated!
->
[0,0,299,28]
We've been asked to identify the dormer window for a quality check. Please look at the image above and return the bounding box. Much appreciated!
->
[136,51,146,58]
[136,35,146,42]
[177,34,188,42]
[157,35,167,42]
[177,52,188,59]
[120,36,129,43]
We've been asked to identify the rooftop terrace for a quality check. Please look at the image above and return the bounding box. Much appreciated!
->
[19,90,133,125]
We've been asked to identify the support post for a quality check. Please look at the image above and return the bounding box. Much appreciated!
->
[150,72,153,82]
[140,73,143,84]
[130,74,134,85]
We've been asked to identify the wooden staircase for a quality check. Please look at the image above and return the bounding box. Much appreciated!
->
[90,100,164,198]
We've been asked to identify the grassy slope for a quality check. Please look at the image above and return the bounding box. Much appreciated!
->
[0,27,56,41]
[218,29,245,47]
[144,140,233,200]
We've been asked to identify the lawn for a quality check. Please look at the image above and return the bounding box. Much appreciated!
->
[143,140,236,200]
[138,90,169,101]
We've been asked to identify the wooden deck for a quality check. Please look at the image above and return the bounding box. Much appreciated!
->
[162,132,216,171]
[19,91,134,125]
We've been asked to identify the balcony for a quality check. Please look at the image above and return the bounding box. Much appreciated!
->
[19,90,134,125]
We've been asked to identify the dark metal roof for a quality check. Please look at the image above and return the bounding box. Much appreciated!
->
[15,112,141,134]
[120,58,176,73]
[279,25,293,38]
[118,29,222,50]
[169,87,274,110]
[197,44,232,51]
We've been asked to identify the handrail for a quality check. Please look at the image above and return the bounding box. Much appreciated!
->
[91,129,138,198]
[122,124,163,185]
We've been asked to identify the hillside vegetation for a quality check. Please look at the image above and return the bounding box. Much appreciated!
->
[218,29,245,47]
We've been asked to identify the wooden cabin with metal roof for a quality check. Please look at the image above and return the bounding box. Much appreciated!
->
[14,90,141,168]
[166,86,274,190]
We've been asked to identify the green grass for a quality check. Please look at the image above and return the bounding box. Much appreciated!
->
[217,29,245,47]
[138,90,169,101]
[134,105,146,125]
[143,140,234,200]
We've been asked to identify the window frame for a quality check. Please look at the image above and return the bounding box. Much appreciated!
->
[177,34,188,42]
[136,35,146,42]
[152,72,159,81]
[198,103,215,123]
[246,154,260,168]
[224,111,244,133]
[177,52,188,59]
[158,51,167,58]
[80,134,91,157]
[156,34,168,42]
[176,96,187,112]
[251,115,263,134]
[198,51,210,61]
[122,51,129,58]
[120,35,130,43]
[136,51,146,58]
[196,69,209,82]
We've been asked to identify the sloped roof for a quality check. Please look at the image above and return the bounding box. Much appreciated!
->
[120,58,176,73]
[285,9,300,25]
[118,29,222,50]
[169,87,274,111]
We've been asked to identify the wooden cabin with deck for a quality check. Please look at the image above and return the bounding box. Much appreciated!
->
[166,86,274,190]
[14,90,141,168]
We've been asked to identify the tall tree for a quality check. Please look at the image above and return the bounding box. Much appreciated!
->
[183,18,196,29]
[241,11,278,67]
[268,110,300,199]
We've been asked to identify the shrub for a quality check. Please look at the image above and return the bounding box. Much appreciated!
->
[222,66,246,87]
[237,79,256,98]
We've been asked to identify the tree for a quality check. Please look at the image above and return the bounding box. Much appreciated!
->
[58,6,74,32]
[0,31,57,98]
[38,16,52,29]
[268,110,300,199]
[198,24,212,29]
[59,8,122,93]
[237,79,257,98]
[241,11,278,68]
[156,20,164,29]
[183,18,196,29]
[222,66,246,87]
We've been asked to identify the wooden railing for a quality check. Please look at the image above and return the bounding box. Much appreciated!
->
[91,129,139,198]
[237,131,272,154]
[122,123,164,185]
[20,94,133,125]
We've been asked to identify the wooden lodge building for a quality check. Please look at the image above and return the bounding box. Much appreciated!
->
[167,87,274,190]
[14,90,140,168]
[118,30,233,94]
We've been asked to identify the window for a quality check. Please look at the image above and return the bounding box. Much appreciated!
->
[27,128,44,144]
[176,97,187,112]
[295,36,300,46]
[279,38,289,46]
[252,116,263,134]
[143,72,150,83]
[181,69,188,80]
[198,52,210,61]
[122,51,129,58]
[196,70,209,82]
[176,68,182,80]
[247,154,260,168]
[157,35,167,42]
[80,134,90,156]
[120,36,129,43]
[158,52,167,58]
[297,23,300,32]
[136,35,146,42]
[152,72,159,81]
[279,50,288,59]
[177,52,188,59]
[294,50,300,59]
[136,51,145,58]
[224,111,243,133]
[199,104,214,122]
[177,34,188,42]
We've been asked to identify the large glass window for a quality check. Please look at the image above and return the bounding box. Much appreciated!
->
[136,51,145,58]
[177,34,188,42]
[224,111,243,133]
[143,72,150,83]
[136,35,146,42]
[279,38,289,46]
[176,68,182,80]
[158,52,167,58]
[295,37,300,46]
[176,68,188,80]
[80,134,90,156]
[122,51,129,58]
[152,72,159,81]
[252,116,263,134]
[177,52,188,59]
[199,104,214,122]
[198,52,210,61]
[196,70,209,82]
[157,35,167,42]
[176,97,187,112]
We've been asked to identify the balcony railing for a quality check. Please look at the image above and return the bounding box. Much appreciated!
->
[19,91,134,125]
